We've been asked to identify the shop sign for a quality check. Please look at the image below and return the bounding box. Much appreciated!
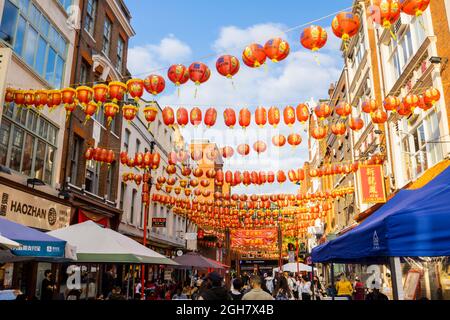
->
[152,218,166,228]
[358,165,387,204]
[0,184,70,231]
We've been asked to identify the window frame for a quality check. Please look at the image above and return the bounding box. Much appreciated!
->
[84,0,97,36]
[102,16,112,57]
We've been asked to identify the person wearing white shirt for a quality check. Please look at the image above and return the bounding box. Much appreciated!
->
[299,276,312,300]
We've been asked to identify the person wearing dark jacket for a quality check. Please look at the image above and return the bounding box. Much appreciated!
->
[198,272,231,300]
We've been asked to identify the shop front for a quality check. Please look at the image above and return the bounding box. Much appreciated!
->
[0,178,72,298]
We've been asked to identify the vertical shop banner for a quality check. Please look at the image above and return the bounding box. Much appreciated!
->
[358,165,387,204]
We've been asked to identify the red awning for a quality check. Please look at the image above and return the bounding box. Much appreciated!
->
[78,210,109,228]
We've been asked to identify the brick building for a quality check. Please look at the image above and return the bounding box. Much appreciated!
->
[59,0,135,229]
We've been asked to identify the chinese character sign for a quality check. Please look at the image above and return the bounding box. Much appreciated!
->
[358,165,386,204]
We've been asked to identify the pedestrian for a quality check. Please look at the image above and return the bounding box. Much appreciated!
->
[197,272,231,300]
[230,278,244,300]
[172,287,188,300]
[264,273,274,294]
[353,276,365,300]
[286,273,298,299]
[312,276,323,300]
[242,275,274,301]
[365,281,388,301]
[41,270,56,301]
[102,267,116,298]
[109,286,126,300]
[273,276,294,300]
[241,272,250,288]
[336,274,353,300]
[299,276,312,301]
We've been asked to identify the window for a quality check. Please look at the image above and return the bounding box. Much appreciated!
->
[124,128,130,152]
[136,139,141,154]
[0,105,58,185]
[70,135,83,185]
[130,189,137,224]
[119,182,126,210]
[85,160,100,194]
[102,17,112,56]
[80,62,88,84]
[106,162,115,200]
[84,0,97,36]
[117,37,124,72]
[57,0,73,12]
[0,0,68,88]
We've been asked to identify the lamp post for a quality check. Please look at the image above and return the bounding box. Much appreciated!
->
[141,140,156,299]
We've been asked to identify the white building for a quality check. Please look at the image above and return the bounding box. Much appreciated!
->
[118,101,197,256]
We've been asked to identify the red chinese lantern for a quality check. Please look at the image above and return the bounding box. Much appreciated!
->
[272,135,286,147]
[239,108,251,129]
[373,0,401,32]
[193,168,204,178]
[331,12,360,43]
[177,150,189,163]
[162,106,175,127]
[189,62,211,87]
[253,141,267,154]
[23,90,35,108]
[362,99,378,115]
[349,117,364,131]
[144,152,153,168]
[84,101,98,123]
[371,109,388,124]
[288,133,302,147]
[144,75,165,96]
[222,146,234,159]
[242,43,267,68]
[105,150,115,165]
[237,144,250,156]
[76,86,93,108]
[288,170,298,183]
[311,126,327,140]
[181,167,192,177]
[223,108,237,128]
[143,104,158,125]
[277,171,287,184]
[61,88,76,117]
[200,179,210,188]
[108,82,127,103]
[331,123,347,136]
[190,107,202,126]
[93,84,109,106]
[152,153,161,169]
[264,38,290,63]
[417,95,432,111]
[47,90,62,110]
[204,108,217,128]
[126,79,145,102]
[424,87,440,106]
[296,104,310,123]
[120,151,128,165]
[216,55,240,79]
[225,171,233,184]
[166,165,177,175]
[284,106,296,127]
[168,152,178,165]
[255,107,267,127]
[314,103,332,120]
[403,94,419,109]
[268,107,281,128]
[104,103,119,126]
[85,148,94,160]
[34,90,48,110]
[13,90,25,107]
[122,104,139,122]
[206,148,220,162]
[335,101,352,118]
[4,88,14,106]
[401,0,430,17]
[397,103,412,116]
[191,149,203,161]
[300,25,328,53]
[176,107,189,127]
[384,96,401,112]
[168,64,190,87]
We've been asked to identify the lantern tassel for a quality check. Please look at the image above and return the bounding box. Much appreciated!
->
[418,16,426,32]
[177,87,180,98]
[194,87,198,99]
[313,54,321,66]
[389,26,397,41]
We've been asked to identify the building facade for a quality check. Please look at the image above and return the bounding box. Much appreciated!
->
[59,0,135,230]
[118,101,196,257]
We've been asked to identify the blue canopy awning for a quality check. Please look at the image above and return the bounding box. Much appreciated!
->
[312,165,450,264]
[0,217,66,258]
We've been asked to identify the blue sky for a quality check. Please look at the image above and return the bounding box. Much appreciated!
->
[126,0,353,55]
[124,0,354,195]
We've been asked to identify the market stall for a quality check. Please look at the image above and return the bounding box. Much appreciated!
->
[312,166,450,300]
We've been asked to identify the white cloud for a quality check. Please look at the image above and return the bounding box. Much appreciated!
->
[127,23,344,195]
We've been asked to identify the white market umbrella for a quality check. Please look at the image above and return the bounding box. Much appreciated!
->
[48,221,177,265]
[273,262,313,273]
[0,234,20,250]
